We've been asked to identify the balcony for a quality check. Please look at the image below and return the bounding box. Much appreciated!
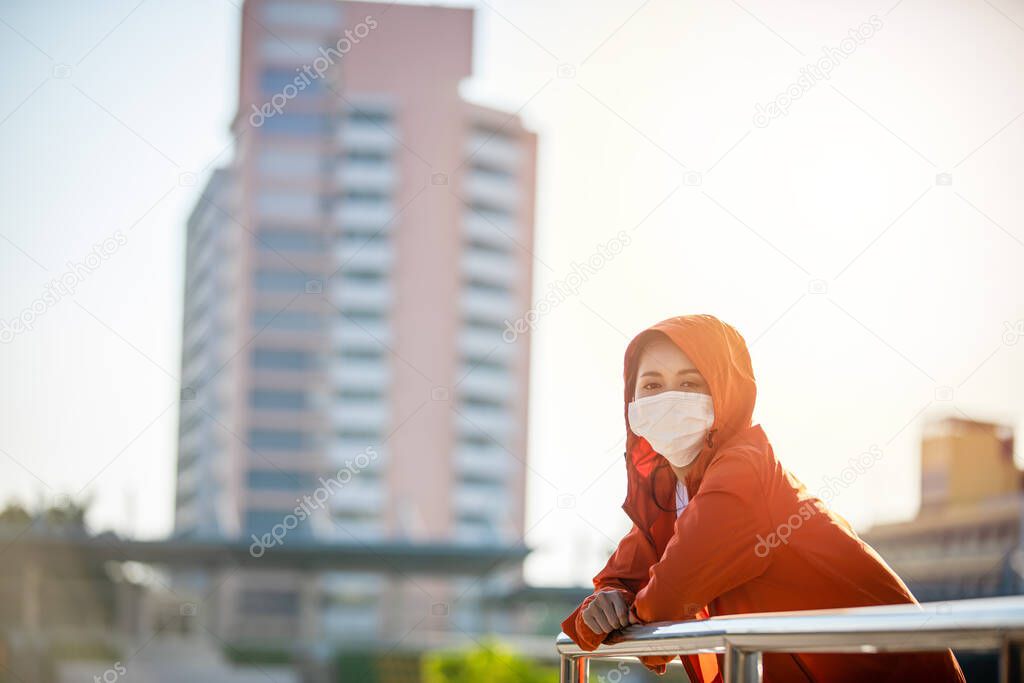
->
[335,239,392,271]
[330,360,389,389]
[339,121,398,152]
[336,161,396,190]
[331,319,392,350]
[333,201,396,230]
[330,399,387,432]
[329,278,391,310]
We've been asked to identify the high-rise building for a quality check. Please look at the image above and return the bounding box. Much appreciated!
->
[174,0,537,643]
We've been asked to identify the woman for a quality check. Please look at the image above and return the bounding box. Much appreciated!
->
[561,314,965,682]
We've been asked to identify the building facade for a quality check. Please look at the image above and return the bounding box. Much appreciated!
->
[863,416,1022,602]
[862,416,1022,680]
[174,0,537,644]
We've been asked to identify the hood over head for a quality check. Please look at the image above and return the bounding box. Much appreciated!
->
[621,314,757,528]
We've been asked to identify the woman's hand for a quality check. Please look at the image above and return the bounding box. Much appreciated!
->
[581,589,633,633]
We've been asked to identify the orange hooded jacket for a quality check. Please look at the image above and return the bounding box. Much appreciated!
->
[560,315,965,683]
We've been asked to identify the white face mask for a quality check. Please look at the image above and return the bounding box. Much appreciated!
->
[627,391,715,468]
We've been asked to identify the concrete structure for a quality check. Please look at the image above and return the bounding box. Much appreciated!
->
[174,0,537,645]
[862,416,1022,681]
[863,416,1022,602]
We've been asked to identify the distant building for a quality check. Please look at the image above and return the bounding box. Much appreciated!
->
[863,416,1023,601]
[174,0,537,645]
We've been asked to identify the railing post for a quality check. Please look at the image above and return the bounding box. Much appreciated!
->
[724,644,762,683]
[559,654,588,683]
[1002,638,1024,683]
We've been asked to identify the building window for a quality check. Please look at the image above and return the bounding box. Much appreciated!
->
[247,469,316,490]
[469,161,514,181]
[339,348,383,362]
[247,429,310,451]
[259,68,324,96]
[337,310,384,325]
[257,149,324,178]
[262,1,341,27]
[256,229,324,252]
[345,149,389,163]
[465,238,510,256]
[336,387,383,401]
[255,190,322,219]
[464,277,509,295]
[245,508,313,537]
[253,310,322,331]
[254,269,314,292]
[463,317,504,335]
[341,189,390,204]
[250,389,308,411]
[468,202,512,223]
[336,428,380,441]
[252,348,316,370]
[347,108,392,125]
[260,36,326,62]
[260,112,332,137]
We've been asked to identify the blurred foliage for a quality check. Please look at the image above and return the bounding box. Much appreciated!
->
[335,652,377,681]
[422,639,557,683]
[334,651,422,683]
[0,503,30,527]
[0,497,91,534]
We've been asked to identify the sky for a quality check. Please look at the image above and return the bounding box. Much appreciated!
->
[1,0,1022,587]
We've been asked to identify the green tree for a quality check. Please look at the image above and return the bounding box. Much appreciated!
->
[0,502,31,527]
[422,639,557,683]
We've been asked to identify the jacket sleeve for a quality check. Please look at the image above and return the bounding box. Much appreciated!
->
[631,446,774,624]
[560,521,719,678]
[560,522,660,650]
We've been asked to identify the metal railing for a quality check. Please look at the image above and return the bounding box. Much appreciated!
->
[556,596,1024,682]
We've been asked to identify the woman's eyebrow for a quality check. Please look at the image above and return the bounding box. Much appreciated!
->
[639,368,701,378]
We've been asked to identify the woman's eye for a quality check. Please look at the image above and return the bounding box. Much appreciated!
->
[643,382,660,391]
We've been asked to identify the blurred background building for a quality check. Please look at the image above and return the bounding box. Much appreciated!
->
[173,0,536,659]
[863,416,1022,601]
[863,415,1023,681]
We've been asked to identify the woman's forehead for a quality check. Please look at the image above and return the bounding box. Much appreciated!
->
[637,338,698,373]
